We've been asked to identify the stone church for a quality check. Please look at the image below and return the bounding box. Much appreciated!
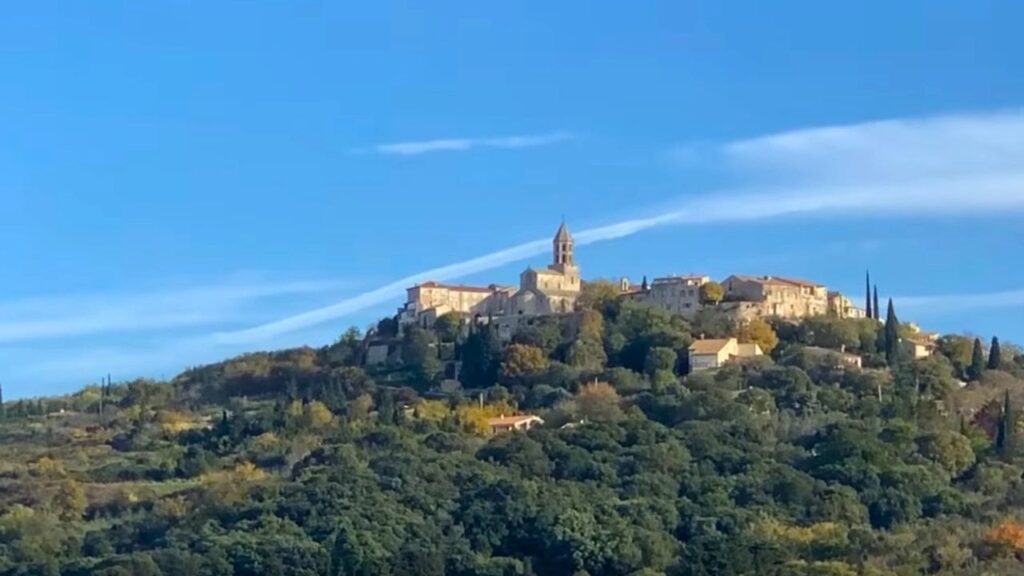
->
[398,221,582,328]
[509,221,581,315]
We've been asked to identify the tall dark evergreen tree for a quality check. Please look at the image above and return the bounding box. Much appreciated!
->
[0,382,5,420]
[873,286,881,320]
[996,390,1017,459]
[865,271,872,319]
[989,336,1003,370]
[459,323,501,389]
[883,298,902,364]
[968,338,986,380]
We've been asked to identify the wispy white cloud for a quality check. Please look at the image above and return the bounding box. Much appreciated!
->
[898,289,1024,315]
[0,278,347,343]
[722,109,1024,183]
[362,131,574,156]
[12,110,1024,394]
[217,110,1024,343]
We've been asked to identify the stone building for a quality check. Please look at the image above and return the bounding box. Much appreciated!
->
[509,221,581,316]
[398,222,582,328]
[722,275,829,320]
[398,282,515,328]
[827,291,867,319]
[628,274,710,317]
[688,338,763,371]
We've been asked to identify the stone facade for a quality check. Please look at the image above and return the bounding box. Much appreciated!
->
[399,222,582,328]
[828,291,867,319]
[398,282,515,328]
[629,274,709,317]
[722,275,829,319]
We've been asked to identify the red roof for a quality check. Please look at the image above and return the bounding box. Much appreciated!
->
[488,414,542,427]
[411,281,512,293]
[733,275,823,288]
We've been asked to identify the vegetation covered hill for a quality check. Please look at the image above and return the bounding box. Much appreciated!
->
[2,288,1024,575]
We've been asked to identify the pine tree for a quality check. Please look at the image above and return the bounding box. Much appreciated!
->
[989,336,1003,370]
[873,286,880,320]
[884,298,902,364]
[968,338,986,381]
[865,271,872,319]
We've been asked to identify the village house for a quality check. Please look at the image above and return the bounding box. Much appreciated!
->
[688,338,763,371]
[628,274,710,317]
[722,275,829,320]
[827,291,867,319]
[487,414,544,434]
[903,324,939,358]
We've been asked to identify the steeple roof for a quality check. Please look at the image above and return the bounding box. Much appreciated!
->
[554,220,571,242]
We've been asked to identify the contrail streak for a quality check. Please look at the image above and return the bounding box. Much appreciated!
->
[212,172,1024,344]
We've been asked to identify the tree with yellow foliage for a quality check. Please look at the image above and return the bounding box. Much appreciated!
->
[51,479,86,520]
[28,456,65,479]
[455,401,516,435]
[575,381,623,422]
[201,461,267,505]
[303,400,334,429]
[739,317,779,352]
[500,344,549,381]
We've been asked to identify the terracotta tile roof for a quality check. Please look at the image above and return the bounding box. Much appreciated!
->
[487,414,542,427]
[689,338,732,355]
[411,281,513,293]
[732,274,823,288]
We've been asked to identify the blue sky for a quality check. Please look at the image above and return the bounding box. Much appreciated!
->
[3,2,1024,397]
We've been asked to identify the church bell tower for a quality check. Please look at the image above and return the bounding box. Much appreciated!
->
[552,220,574,269]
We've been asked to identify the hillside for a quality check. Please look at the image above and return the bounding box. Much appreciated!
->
[2,296,1024,575]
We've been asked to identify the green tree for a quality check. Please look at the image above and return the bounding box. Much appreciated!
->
[51,479,86,520]
[644,347,677,377]
[460,325,501,388]
[989,336,1003,370]
[699,281,724,305]
[434,312,466,343]
[883,299,902,364]
[937,335,974,377]
[996,390,1017,459]
[968,338,986,381]
[577,279,622,314]
[401,326,440,386]
[566,339,607,372]
[865,271,872,319]
[499,344,549,381]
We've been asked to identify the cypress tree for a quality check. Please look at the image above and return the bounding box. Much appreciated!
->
[0,382,5,420]
[996,390,1016,459]
[865,271,872,319]
[968,338,986,381]
[989,336,1003,370]
[883,298,902,364]
[873,286,880,320]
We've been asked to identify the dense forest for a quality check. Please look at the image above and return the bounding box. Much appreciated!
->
[2,282,1024,575]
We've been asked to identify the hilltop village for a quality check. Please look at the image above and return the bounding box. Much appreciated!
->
[366,221,940,376]
[0,222,1020,575]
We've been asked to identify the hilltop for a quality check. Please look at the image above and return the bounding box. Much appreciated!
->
[2,292,1024,575]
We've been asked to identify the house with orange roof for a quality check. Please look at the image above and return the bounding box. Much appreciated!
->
[487,414,544,434]
[688,337,763,371]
